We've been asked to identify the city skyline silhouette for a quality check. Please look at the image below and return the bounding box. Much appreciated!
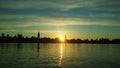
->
[0,32,119,44]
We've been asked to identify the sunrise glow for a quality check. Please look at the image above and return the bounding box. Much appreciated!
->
[59,36,64,42]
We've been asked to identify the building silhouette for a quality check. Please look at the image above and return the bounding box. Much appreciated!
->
[37,32,40,43]
[0,33,120,44]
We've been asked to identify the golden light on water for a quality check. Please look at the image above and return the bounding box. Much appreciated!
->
[59,44,63,66]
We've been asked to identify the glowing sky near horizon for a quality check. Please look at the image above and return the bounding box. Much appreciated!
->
[0,0,120,39]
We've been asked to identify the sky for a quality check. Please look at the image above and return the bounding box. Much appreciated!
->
[0,0,120,39]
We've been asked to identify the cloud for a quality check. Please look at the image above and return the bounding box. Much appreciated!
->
[0,0,119,39]
[0,0,120,27]
[0,0,120,11]
[0,0,80,10]
[0,14,119,28]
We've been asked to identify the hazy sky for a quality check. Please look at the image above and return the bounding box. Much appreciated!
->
[0,0,120,39]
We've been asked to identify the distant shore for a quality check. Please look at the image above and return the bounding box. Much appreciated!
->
[0,33,120,44]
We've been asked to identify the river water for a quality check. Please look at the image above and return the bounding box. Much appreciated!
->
[0,43,120,68]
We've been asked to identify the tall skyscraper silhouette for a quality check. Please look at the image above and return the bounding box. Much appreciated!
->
[37,32,40,43]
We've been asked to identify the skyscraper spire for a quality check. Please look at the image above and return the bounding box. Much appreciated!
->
[37,32,40,43]
[65,35,67,43]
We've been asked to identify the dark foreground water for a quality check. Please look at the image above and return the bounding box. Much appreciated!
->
[0,43,120,68]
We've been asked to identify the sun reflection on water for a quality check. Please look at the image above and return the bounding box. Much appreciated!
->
[59,43,63,66]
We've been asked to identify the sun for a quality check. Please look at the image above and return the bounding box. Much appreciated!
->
[59,36,64,42]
